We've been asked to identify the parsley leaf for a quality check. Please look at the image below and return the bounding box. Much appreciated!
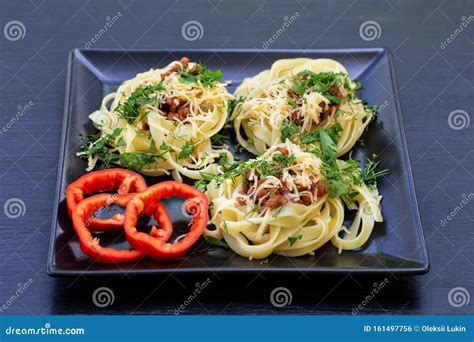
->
[115,82,165,124]
[194,179,208,192]
[288,234,302,246]
[119,152,156,171]
[228,96,245,114]
[178,65,222,87]
[287,98,298,108]
[280,119,299,141]
[79,128,123,168]
[290,70,352,105]
[272,153,296,170]
[178,140,195,160]
[159,142,170,154]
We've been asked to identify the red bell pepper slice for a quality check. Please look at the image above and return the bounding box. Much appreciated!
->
[66,169,147,232]
[71,193,173,263]
[124,181,208,261]
[72,193,145,263]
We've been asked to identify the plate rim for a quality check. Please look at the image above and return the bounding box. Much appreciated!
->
[47,48,429,277]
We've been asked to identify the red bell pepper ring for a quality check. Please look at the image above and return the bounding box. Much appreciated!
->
[66,169,147,232]
[124,181,209,261]
[72,193,145,263]
[71,193,173,263]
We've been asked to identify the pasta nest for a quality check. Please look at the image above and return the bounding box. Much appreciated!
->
[232,58,374,156]
[87,59,234,181]
[205,141,383,259]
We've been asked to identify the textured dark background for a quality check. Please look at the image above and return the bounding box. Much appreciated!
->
[0,0,473,315]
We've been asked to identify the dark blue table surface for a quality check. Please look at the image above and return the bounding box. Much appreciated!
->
[0,0,473,315]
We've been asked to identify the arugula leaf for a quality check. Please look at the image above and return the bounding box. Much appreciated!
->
[317,130,352,197]
[353,80,362,90]
[116,138,126,147]
[108,128,123,139]
[205,236,229,249]
[319,130,337,164]
[324,94,342,105]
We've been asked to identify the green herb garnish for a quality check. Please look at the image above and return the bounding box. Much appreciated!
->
[280,119,299,142]
[205,236,229,249]
[228,96,245,115]
[178,140,195,160]
[115,83,165,124]
[288,234,303,246]
[290,70,352,105]
[218,152,229,166]
[361,156,389,186]
[119,152,163,171]
[178,65,222,87]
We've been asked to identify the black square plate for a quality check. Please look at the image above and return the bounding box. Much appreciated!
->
[47,48,429,276]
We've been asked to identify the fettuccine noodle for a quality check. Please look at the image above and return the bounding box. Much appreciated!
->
[81,58,233,182]
[232,58,374,156]
[204,142,383,259]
